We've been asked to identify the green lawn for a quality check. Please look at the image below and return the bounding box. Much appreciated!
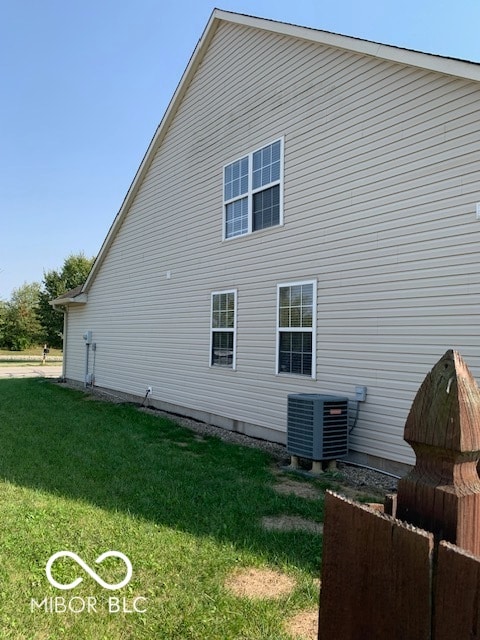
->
[0,346,63,357]
[0,379,328,639]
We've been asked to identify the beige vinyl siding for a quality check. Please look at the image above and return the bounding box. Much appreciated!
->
[65,20,480,466]
[64,307,89,379]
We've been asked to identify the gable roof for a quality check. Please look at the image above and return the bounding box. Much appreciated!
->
[82,8,480,294]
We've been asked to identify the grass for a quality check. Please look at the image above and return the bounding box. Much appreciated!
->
[0,345,63,357]
[0,379,330,639]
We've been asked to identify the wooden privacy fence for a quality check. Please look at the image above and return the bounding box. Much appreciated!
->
[318,350,480,640]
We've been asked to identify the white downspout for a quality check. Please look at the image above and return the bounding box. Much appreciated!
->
[85,342,90,387]
[62,307,68,380]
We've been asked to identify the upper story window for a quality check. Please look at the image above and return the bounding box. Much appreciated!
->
[276,281,316,378]
[223,139,283,239]
[210,290,237,369]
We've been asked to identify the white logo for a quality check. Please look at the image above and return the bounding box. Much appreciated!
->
[46,551,133,591]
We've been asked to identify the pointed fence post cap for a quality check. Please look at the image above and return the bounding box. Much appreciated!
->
[404,350,480,452]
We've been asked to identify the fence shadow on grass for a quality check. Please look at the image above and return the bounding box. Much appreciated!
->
[0,378,323,573]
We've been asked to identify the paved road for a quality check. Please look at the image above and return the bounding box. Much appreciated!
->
[0,365,63,379]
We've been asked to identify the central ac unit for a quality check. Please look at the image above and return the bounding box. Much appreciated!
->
[287,394,349,461]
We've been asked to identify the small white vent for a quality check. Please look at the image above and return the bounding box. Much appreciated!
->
[287,394,349,461]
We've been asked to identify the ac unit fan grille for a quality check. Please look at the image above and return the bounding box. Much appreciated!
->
[287,397,315,458]
[287,394,349,460]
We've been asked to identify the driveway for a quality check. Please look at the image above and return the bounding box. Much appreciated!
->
[0,364,63,379]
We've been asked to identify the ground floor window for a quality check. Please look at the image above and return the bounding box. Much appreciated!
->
[277,281,316,377]
[210,290,237,368]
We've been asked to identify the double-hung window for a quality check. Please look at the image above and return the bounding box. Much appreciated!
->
[210,290,237,369]
[277,281,316,377]
[224,139,283,239]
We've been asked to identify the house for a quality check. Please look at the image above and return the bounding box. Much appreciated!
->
[52,9,480,475]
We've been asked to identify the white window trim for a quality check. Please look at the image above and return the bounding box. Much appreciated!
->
[210,289,237,370]
[276,280,317,379]
[222,137,284,240]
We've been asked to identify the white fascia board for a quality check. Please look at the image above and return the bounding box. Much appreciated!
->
[214,9,480,82]
[49,294,88,307]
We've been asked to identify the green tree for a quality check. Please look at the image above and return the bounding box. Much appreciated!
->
[37,253,95,348]
[1,282,42,350]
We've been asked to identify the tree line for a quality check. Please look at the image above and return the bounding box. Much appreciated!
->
[0,253,95,351]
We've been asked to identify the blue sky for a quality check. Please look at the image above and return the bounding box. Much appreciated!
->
[1,0,480,299]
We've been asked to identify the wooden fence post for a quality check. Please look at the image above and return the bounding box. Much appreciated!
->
[319,350,480,639]
[396,349,480,556]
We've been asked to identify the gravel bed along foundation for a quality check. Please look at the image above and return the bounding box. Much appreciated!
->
[65,383,400,498]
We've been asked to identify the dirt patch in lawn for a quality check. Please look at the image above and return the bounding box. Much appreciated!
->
[224,567,296,599]
[284,608,319,640]
[261,515,324,534]
[272,477,322,500]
